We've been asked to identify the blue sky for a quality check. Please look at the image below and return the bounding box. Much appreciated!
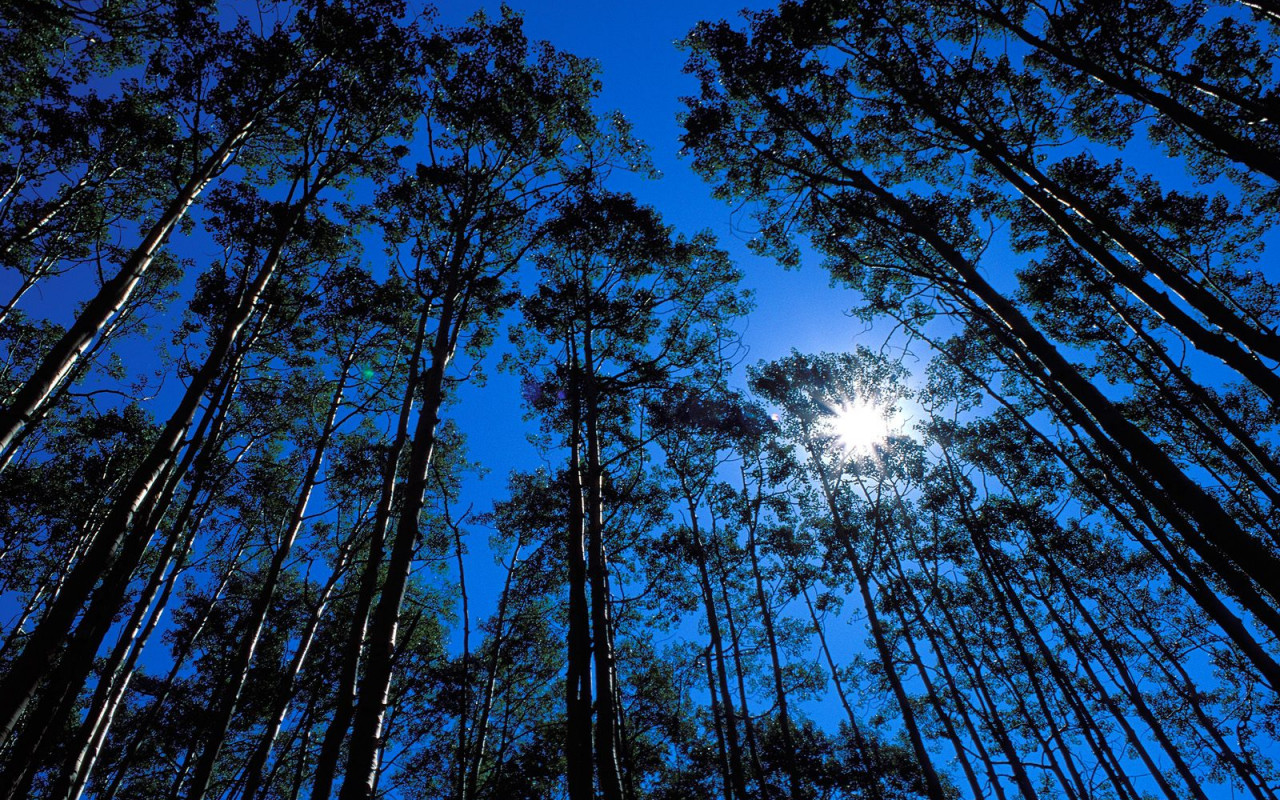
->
[440,0,874,361]
[434,0,881,493]
[427,1,891,633]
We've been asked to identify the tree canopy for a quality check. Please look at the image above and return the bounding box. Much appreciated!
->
[1,1,1279,799]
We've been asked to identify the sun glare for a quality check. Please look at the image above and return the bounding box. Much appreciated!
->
[827,399,895,455]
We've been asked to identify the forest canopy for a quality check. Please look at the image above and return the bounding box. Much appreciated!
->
[1,0,1279,799]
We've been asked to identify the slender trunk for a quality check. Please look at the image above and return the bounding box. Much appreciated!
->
[807,450,946,800]
[0,166,119,257]
[904,461,1085,799]
[0,188,307,767]
[800,586,893,800]
[744,522,800,800]
[902,591,1018,800]
[1037,556,1211,800]
[703,645,734,800]
[1239,0,1280,22]
[52,344,244,800]
[930,451,1128,799]
[998,559,1182,800]
[581,325,627,800]
[714,541,767,786]
[267,692,320,800]
[850,557,947,800]
[799,587,857,731]
[906,319,1280,687]
[57,515,199,800]
[935,583,1079,800]
[464,537,523,799]
[0,497,110,657]
[938,246,1280,620]
[904,81,1280,371]
[0,276,148,472]
[263,691,320,798]
[0,121,258,463]
[95,532,248,800]
[968,538,1143,800]
[1096,289,1280,506]
[239,539,356,800]
[338,290,461,800]
[882,576,993,800]
[166,749,196,800]
[0,582,47,660]
[769,109,1280,607]
[0,324,260,800]
[184,362,350,800]
[994,143,1280,397]
[62,525,194,800]
[687,508,747,800]
[1116,593,1280,800]
[564,340,594,800]
[986,651,1088,800]
[309,311,429,800]
[0,252,57,328]
[985,580,1128,800]
[883,490,1047,800]
[877,175,1280,602]
[453,513,472,800]
[977,0,1280,183]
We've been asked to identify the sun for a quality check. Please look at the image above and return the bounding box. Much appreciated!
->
[827,399,895,455]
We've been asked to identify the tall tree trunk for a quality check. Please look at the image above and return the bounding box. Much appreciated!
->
[894,72,1280,372]
[703,645,734,800]
[564,340,595,800]
[808,457,946,800]
[965,533,1144,800]
[798,586,888,800]
[934,580,1080,800]
[452,509,473,800]
[904,593,1021,800]
[309,310,429,800]
[1094,289,1280,508]
[97,536,250,800]
[687,507,747,800]
[51,342,245,800]
[744,521,800,800]
[0,186,311,769]
[581,323,628,800]
[907,322,1280,687]
[1114,592,1280,800]
[338,289,461,800]
[972,0,1280,183]
[238,537,356,800]
[464,537,523,799]
[0,166,116,259]
[882,576,994,800]
[1034,555,1211,800]
[764,108,1280,608]
[184,360,351,800]
[713,546,767,787]
[848,555,947,800]
[0,318,262,800]
[0,120,260,464]
[992,555,1182,800]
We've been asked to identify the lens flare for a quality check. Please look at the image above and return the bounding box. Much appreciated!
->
[828,400,894,454]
